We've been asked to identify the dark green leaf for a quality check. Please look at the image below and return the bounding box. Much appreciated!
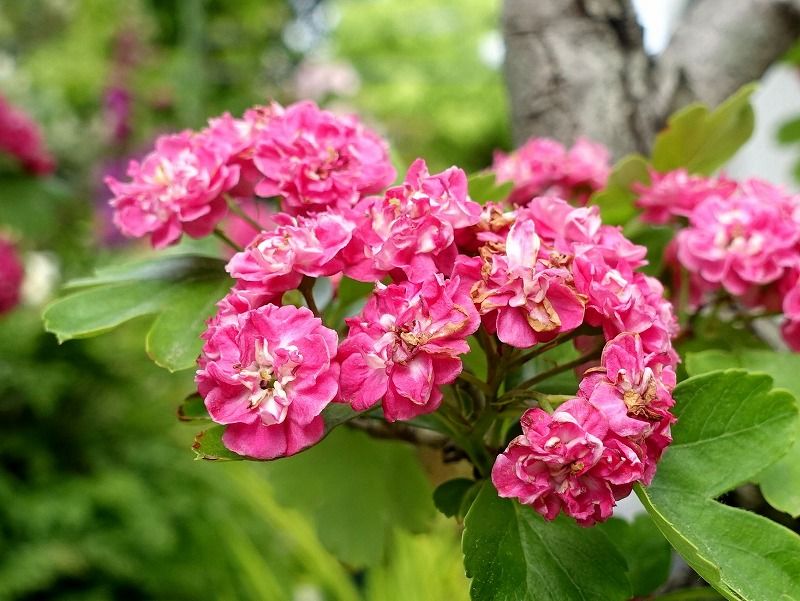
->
[637,369,800,600]
[433,478,475,518]
[462,482,631,601]
[598,515,672,597]
[651,84,756,175]
[590,154,650,225]
[777,116,800,145]
[323,277,374,329]
[264,427,434,568]
[177,394,211,422]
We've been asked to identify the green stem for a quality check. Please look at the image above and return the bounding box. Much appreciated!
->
[225,194,264,232]
[457,371,492,394]
[506,328,587,370]
[298,276,320,317]
[214,227,243,252]
[498,349,601,403]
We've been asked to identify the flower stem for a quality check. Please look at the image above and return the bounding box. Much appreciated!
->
[299,276,320,317]
[457,371,492,394]
[225,194,264,232]
[213,227,243,252]
[506,328,588,370]
[497,348,601,404]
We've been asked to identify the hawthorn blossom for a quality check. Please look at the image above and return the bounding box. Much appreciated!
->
[226,209,355,296]
[196,303,339,459]
[634,168,737,224]
[0,238,24,315]
[675,184,800,296]
[252,101,395,213]
[338,275,480,421]
[107,131,240,248]
[492,398,644,526]
[492,137,610,205]
[350,158,482,282]
[457,218,586,348]
[0,94,55,175]
[579,333,675,447]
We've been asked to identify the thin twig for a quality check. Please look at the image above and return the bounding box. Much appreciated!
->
[213,227,243,252]
[498,349,601,404]
[298,276,320,317]
[506,328,585,370]
[225,194,264,232]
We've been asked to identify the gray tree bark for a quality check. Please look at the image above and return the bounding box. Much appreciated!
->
[503,0,800,158]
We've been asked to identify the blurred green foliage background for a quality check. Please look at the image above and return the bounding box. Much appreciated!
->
[0,0,509,598]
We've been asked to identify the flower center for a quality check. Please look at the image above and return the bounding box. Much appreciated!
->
[236,339,303,425]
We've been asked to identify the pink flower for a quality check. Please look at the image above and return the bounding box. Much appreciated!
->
[492,137,610,205]
[635,169,737,224]
[253,101,395,213]
[338,275,480,421]
[0,95,55,176]
[226,210,354,297]
[676,185,800,295]
[0,238,24,315]
[579,333,676,445]
[196,303,339,459]
[107,131,240,248]
[492,398,642,526]
[459,218,586,348]
[352,158,481,282]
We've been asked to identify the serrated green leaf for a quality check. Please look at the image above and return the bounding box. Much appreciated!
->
[686,349,800,517]
[590,154,650,225]
[638,369,800,600]
[467,172,513,205]
[652,84,756,175]
[264,427,434,568]
[43,254,230,372]
[192,425,246,461]
[462,483,631,601]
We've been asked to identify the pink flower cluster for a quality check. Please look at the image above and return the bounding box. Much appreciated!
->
[106,100,394,248]
[122,102,678,523]
[0,95,55,176]
[636,171,800,350]
[492,137,610,205]
[0,237,24,315]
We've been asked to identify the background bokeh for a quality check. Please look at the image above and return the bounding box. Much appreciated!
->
[0,1,508,599]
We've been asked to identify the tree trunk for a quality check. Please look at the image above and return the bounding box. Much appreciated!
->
[503,0,800,158]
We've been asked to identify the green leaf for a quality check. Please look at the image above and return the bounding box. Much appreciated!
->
[590,154,650,225]
[264,427,434,568]
[322,276,374,329]
[177,394,211,422]
[651,84,756,175]
[686,349,800,517]
[637,369,800,600]
[145,277,231,371]
[777,116,800,145]
[43,254,230,371]
[626,223,674,277]
[192,425,246,461]
[462,483,631,601]
[433,478,476,518]
[598,515,672,597]
[467,172,514,205]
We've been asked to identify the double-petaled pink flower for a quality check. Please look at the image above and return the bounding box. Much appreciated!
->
[456,218,586,349]
[226,210,355,297]
[338,275,480,421]
[107,131,240,248]
[635,168,737,224]
[0,94,55,176]
[252,101,395,214]
[676,182,799,296]
[493,137,610,206]
[196,303,339,459]
[350,158,481,282]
